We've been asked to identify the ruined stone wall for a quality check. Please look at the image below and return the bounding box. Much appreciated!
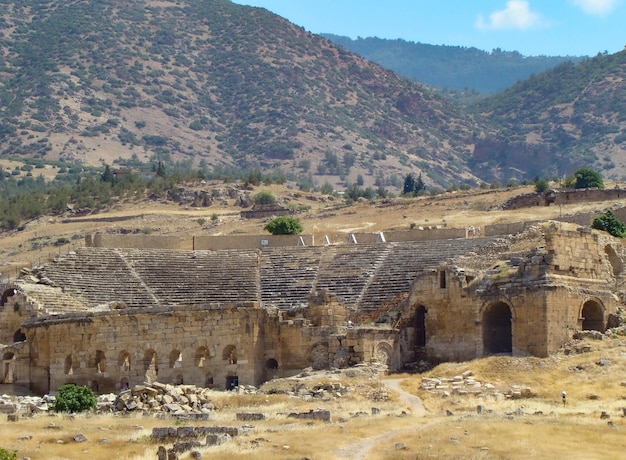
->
[542,226,620,352]
[405,269,482,361]
[503,188,626,210]
[545,225,616,280]
[407,267,554,360]
[261,319,399,376]
[23,307,267,394]
[0,293,30,345]
[20,301,397,394]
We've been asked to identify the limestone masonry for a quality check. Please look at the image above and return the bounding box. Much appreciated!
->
[1,221,623,394]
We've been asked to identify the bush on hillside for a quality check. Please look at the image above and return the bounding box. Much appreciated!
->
[591,210,626,238]
[252,191,277,205]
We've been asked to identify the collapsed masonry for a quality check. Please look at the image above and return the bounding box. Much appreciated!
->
[1,221,623,395]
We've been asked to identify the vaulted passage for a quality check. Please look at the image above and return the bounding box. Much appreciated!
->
[581,300,604,332]
[483,302,512,354]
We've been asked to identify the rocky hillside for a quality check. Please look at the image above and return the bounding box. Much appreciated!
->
[0,0,624,190]
[471,50,626,182]
[0,0,494,189]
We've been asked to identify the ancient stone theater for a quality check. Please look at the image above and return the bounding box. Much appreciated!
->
[1,220,623,395]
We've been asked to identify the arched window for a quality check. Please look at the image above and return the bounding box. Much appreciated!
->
[95,350,106,373]
[223,345,237,364]
[64,355,73,375]
[13,329,26,343]
[170,350,183,368]
[118,351,131,372]
[195,347,209,368]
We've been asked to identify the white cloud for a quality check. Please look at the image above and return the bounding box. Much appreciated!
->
[571,0,620,16]
[476,0,546,30]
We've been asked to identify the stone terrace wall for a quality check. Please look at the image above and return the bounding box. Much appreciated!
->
[385,227,466,241]
[90,233,187,249]
[193,234,313,250]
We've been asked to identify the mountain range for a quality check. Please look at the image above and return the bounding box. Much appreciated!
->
[322,34,585,95]
[0,0,624,189]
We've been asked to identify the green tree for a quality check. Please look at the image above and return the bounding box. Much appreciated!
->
[53,384,97,413]
[402,173,425,196]
[101,164,115,184]
[264,217,303,235]
[592,210,626,238]
[252,191,277,205]
[574,167,604,189]
[535,178,550,193]
[402,173,416,195]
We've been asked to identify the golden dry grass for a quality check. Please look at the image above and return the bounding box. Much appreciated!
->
[3,337,626,460]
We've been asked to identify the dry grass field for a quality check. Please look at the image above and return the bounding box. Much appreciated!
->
[2,182,626,459]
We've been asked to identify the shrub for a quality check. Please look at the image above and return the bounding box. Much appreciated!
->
[252,191,277,205]
[264,217,303,235]
[0,448,17,460]
[535,178,550,193]
[53,384,97,413]
[592,210,626,238]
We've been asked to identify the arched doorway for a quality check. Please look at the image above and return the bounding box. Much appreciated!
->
[483,302,512,354]
[581,300,604,332]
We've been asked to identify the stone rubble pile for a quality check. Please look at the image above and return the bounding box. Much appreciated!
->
[0,393,56,415]
[420,370,533,399]
[112,382,217,417]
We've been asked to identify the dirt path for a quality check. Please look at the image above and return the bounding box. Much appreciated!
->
[335,378,428,460]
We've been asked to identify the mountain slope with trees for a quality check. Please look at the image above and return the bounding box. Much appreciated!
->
[322,34,584,94]
[0,0,497,190]
[0,0,624,193]
[470,50,626,182]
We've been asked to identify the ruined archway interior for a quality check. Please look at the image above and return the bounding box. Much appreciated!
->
[581,300,605,332]
[483,302,512,355]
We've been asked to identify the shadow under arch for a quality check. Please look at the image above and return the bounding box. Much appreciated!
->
[482,301,512,355]
[581,299,605,332]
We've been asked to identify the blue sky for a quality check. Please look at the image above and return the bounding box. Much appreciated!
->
[232,0,625,56]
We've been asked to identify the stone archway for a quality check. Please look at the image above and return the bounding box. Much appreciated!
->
[482,301,512,355]
[581,300,605,332]
[374,342,393,369]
